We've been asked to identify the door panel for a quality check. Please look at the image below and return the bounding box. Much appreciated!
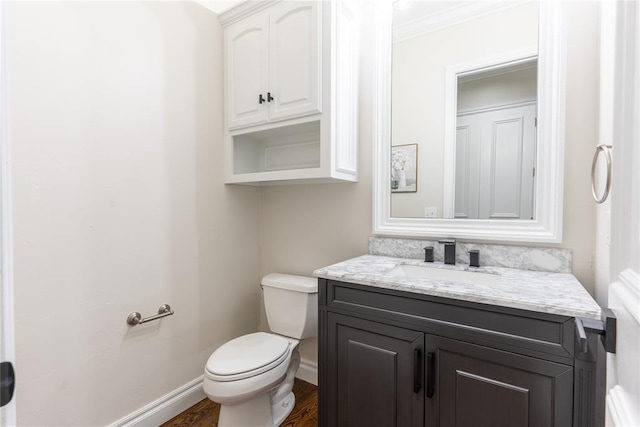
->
[327,313,424,427]
[428,335,573,427]
[225,13,269,129]
[454,371,529,426]
[0,1,15,422]
[489,117,527,218]
[454,125,472,218]
[604,2,640,425]
[455,103,536,219]
[268,1,321,122]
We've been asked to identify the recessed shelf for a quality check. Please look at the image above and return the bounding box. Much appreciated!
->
[233,121,321,175]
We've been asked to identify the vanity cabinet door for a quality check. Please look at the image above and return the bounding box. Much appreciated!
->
[327,313,424,427]
[428,335,573,427]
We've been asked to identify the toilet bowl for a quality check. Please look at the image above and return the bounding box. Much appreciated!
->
[203,273,317,427]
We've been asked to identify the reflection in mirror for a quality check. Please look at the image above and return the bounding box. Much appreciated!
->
[454,59,537,220]
[390,2,539,219]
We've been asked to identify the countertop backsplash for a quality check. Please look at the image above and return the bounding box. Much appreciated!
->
[369,237,572,274]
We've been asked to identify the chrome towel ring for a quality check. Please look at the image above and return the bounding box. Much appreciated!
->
[591,144,612,204]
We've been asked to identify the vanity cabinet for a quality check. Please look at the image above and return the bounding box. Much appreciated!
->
[220,1,359,185]
[225,1,321,130]
[319,279,605,427]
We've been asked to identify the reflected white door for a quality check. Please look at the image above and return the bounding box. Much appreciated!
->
[603,2,640,425]
[455,103,536,219]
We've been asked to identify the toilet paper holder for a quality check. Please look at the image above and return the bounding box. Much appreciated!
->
[127,304,174,326]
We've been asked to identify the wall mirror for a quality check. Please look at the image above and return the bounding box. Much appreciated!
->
[373,0,566,242]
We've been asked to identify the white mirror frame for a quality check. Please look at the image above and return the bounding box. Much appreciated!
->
[372,0,566,243]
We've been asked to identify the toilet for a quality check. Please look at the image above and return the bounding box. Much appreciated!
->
[203,273,318,427]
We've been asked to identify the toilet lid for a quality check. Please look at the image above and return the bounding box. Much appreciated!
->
[206,332,291,380]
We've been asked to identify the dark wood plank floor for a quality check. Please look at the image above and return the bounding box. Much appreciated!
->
[161,378,317,427]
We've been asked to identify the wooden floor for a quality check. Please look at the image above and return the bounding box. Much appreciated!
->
[161,378,317,427]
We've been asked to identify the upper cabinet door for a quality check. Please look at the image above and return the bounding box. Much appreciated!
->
[268,1,321,122]
[225,13,269,130]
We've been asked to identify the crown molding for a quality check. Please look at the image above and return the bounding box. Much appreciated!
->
[218,0,281,27]
[393,1,533,43]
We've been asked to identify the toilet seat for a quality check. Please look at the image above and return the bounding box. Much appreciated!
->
[206,332,291,382]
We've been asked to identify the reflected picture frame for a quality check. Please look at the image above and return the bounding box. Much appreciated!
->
[391,143,417,193]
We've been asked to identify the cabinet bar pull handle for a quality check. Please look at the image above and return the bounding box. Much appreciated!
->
[413,348,422,393]
[267,92,274,102]
[259,94,266,104]
[426,352,435,398]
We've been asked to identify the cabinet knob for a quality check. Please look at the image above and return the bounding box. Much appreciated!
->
[267,92,274,102]
[259,94,266,104]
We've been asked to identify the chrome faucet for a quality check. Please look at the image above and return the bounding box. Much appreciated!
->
[438,240,456,265]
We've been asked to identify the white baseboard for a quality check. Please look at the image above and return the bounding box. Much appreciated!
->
[108,359,316,427]
[296,357,318,386]
[108,376,206,427]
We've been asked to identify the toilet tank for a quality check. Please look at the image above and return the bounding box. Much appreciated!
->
[262,273,318,340]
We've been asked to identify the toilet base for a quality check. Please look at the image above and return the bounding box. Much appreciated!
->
[215,389,295,427]
[218,393,274,427]
[272,391,295,426]
[215,349,301,427]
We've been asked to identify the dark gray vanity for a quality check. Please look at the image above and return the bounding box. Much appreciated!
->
[316,255,612,427]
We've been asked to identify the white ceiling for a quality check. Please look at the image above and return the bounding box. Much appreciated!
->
[192,0,245,14]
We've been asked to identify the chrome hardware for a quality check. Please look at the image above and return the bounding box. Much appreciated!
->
[127,304,174,326]
[591,144,612,204]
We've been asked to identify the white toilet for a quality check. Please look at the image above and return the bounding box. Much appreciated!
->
[203,273,318,427]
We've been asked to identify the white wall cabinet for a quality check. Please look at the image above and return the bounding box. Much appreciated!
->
[221,0,359,185]
[226,2,321,130]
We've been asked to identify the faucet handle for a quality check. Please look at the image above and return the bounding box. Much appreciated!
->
[423,246,434,263]
[468,250,480,267]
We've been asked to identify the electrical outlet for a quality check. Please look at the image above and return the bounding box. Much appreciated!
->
[424,207,437,218]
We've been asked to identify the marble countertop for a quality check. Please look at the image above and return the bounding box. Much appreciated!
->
[314,255,601,320]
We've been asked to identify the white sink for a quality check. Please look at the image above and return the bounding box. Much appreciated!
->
[385,264,503,286]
